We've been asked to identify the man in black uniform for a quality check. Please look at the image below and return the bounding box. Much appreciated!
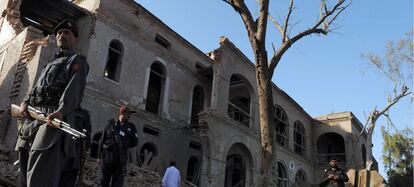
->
[319,157,349,187]
[98,105,138,187]
[17,19,89,187]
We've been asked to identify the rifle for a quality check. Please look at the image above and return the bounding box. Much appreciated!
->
[10,104,87,139]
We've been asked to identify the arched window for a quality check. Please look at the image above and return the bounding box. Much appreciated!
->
[145,63,166,114]
[277,161,288,187]
[317,133,346,164]
[190,85,204,124]
[187,156,200,184]
[294,121,305,156]
[104,40,123,81]
[228,74,252,127]
[295,169,307,184]
[274,105,288,148]
[139,142,158,166]
[362,144,366,167]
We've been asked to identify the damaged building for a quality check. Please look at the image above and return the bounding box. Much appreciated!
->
[0,0,375,186]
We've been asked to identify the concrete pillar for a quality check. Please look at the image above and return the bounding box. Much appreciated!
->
[210,66,229,114]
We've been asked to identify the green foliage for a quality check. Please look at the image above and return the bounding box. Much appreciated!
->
[381,126,414,186]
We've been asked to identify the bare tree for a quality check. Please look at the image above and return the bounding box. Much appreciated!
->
[359,30,413,171]
[222,0,351,185]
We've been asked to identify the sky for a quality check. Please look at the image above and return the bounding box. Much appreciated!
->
[137,0,413,178]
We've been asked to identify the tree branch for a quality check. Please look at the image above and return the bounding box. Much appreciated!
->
[268,28,326,76]
[224,0,258,46]
[325,2,351,31]
[282,0,294,43]
[359,86,411,139]
[372,86,411,124]
[268,14,286,42]
[383,113,399,133]
[268,0,351,76]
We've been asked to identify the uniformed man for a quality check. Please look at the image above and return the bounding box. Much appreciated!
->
[17,19,89,187]
[319,157,349,187]
[98,105,138,187]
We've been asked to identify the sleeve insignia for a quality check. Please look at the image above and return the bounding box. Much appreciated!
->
[72,63,81,71]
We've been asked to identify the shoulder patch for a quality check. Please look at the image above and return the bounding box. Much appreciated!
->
[72,63,81,71]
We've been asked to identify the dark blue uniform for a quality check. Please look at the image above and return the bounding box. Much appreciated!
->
[16,49,89,187]
[98,119,138,187]
[319,167,349,187]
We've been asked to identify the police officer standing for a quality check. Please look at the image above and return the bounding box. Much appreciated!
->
[98,105,138,187]
[17,19,89,187]
[319,157,349,187]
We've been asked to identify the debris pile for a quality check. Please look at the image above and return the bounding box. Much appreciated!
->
[80,158,162,187]
[0,143,18,186]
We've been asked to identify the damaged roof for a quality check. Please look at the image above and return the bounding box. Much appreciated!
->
[19,0,87,35]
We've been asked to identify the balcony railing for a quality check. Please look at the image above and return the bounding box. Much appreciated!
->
[316,153,346,165]
[227,102,250,127]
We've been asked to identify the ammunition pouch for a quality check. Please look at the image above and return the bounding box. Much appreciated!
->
[29,86,64,107]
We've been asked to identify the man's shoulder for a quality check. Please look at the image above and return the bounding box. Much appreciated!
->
[104,119,116,128]
[74,54,89,66]
[126,122,136,128]
[337,167,347,172]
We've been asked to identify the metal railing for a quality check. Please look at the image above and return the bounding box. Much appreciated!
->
[227,102,250,127]
[316,153,346,164]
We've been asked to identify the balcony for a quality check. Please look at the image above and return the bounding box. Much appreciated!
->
[227,102,250,127]
[316,153,346,165]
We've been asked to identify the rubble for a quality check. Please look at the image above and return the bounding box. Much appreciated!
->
[79,158,161,187]
[0,143,19,187]
[0,141,161,187]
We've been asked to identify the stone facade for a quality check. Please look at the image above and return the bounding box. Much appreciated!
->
[0,0,376,186]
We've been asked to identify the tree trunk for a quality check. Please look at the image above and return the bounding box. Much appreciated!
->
[255,53,276,186]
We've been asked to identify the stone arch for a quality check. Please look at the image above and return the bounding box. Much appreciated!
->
[277,160,288,187]
[294,168,307,185]
[274,105,289,148]
[294,120,306,156]
[139,142,158,166]
[227,74,255,128]
[224,143,254,187]
[104,39,124,81]
[145,62,166,115]
[317,132,346,164]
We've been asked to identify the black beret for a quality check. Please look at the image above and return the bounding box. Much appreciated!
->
[54,19,79,37]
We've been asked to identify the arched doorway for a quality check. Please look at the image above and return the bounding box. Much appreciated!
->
[187,156,200,185]
[224,143,253,187]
